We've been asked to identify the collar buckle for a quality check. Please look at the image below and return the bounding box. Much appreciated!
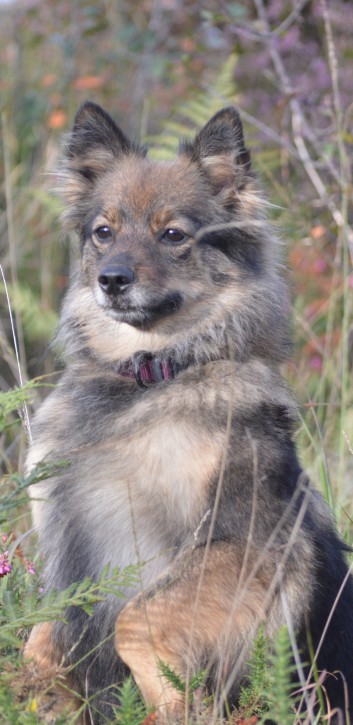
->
[133,353,176,388]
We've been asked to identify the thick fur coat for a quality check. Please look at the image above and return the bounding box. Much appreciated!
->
[25,103,353,724]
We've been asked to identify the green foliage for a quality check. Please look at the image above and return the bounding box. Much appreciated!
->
[0,565,140,637]
[113,677,148,725]
[260,626,302,725]
[157,660,186,694]
[147,54,240,159]
[0,687,42,725]
[239,625,272,716]
[0,382,36,434]
[0,460,70,525]
[0,382,63,527]
[237,626,315,724]
[4,282,58,343]
[158,659,207,698]
[0,501,141,719]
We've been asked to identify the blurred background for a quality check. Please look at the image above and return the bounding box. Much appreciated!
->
[0,3,352,718]
[0,0,352,519]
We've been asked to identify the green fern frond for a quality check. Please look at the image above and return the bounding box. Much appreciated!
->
[260,625,302,725]
[0,460,70,523]
[239,625,272,715]
[147,53,240,158]
[158,659,207,699]
[158,659,186,694]
[0,565,141,633]
[189,669,207,692]
[114,676,148,725]
[0,382,38,433]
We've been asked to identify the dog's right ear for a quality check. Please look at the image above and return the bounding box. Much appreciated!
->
[56,102,144,215]
[67,102,135,164]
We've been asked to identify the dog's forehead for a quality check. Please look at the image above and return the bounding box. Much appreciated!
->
[94,156,208,217]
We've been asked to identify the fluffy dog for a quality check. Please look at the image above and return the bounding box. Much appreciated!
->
[25,102,353,723]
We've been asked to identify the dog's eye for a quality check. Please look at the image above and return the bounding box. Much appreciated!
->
[162,229,186,244]
[94,226,113,242]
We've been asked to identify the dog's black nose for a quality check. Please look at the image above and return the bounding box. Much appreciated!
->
[98,266,135,295]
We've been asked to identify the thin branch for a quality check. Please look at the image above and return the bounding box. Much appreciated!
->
[253,0,353,263]
[225,0,309,40]
[271,0,309,37]
[321,0,353,275]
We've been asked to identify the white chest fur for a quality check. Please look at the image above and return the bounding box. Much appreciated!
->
[28,402,222,588]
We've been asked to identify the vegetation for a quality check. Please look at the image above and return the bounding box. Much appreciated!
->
[0,0,352,722]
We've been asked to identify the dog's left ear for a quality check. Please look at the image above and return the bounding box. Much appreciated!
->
[180,108,251,199]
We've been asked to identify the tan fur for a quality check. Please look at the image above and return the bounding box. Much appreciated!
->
[25,622,61,672]
[24,623,82,723]
[116,543,280,721]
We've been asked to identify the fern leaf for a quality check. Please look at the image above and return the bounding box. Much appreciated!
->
[147,53,240,159]
[261,625,301,725]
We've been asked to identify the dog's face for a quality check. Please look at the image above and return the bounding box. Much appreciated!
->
[79,156,218,329]
[57,103,274,333]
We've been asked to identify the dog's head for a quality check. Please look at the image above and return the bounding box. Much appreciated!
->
[56,102,288,364]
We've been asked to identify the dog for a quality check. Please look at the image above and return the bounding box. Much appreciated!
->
[25,102,353,723]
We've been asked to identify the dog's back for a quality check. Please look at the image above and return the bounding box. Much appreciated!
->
[25,103,353,723]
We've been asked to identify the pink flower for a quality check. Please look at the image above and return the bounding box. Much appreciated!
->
[0,551,12,577]
[313,258,327,274]
[27,562,36,575]
[310,355,323,372]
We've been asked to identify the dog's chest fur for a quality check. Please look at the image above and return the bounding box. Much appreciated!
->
[28,366,225,589]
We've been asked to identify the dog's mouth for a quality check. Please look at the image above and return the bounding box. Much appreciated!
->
[100,292,183,328]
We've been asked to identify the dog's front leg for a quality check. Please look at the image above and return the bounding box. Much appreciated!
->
[116,541,273,722]
[24,622,83,722]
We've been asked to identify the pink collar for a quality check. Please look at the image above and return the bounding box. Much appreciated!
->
[119,353,181,388]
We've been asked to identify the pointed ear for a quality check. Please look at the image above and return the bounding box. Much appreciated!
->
[67,101,133,163]
[56,102,144,212]
[180,107,251,202]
